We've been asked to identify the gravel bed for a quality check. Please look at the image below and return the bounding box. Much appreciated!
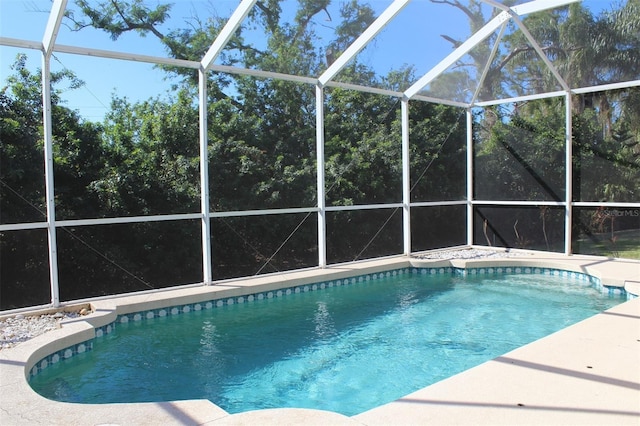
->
[1,249,528,350]
[414,247,533,260]
[0,311,81,350]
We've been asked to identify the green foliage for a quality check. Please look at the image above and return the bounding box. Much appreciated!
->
[95,92,200,216]
[476,99,566,202]
[409,102,466,201]
[471,0,640,253]
[325,88,402,206]
[1,69,45,222]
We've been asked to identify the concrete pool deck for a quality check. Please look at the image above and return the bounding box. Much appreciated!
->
[1,251,639,425]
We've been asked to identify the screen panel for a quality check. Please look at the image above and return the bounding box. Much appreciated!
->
[572,207,640,259]
[474,99,566,202]
[326,208,402,264]
[573,87,640,203]
[324,89,402,206]
[474,205,565,252]
[57,220,202,302]
[0,229,50,310]
[411,205,466,252]
[211,213,318,280]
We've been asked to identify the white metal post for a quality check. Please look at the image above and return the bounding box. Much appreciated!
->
[564,91,573,255]
[316,85,327,268]
[401,99,411,255]
[199,69,212,284]
[198,0,255,284]
[41,0,67,307]
[41,55,60,307]
[466,108,474,246]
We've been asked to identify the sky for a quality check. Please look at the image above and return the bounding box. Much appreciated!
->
[0,0,614,122]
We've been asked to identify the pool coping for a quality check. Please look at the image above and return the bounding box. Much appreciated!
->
[1,252,639,425]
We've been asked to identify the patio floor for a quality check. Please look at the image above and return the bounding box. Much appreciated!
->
[1,252,638,425]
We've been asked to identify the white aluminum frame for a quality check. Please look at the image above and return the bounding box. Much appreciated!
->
[404,0,578,100]
[564,91,573,255]
[1,0,639,310]
[199,69,212,284]
[316,85,327,268]
[318,0,410,87]
[466,109,474,247]
[40,0,68,307]
[401,100,411,256]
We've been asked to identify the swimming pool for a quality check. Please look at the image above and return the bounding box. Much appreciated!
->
[29,267,625,416]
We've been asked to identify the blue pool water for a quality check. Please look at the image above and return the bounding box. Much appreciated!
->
[30,270,624,416]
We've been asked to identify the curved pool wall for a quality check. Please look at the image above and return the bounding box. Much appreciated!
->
[26,266,625,380]
[2,253,640,425]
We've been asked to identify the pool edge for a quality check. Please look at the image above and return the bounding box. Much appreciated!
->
[2,253,639,425]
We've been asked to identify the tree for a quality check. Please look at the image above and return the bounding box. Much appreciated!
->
[58,0,397,274]
[0,54,107,308]
[95,91,200,216]
[1,56,47,224]
[432,0,639,252]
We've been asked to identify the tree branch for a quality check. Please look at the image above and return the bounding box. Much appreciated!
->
[109,0,166,40]
[431,0,477,24]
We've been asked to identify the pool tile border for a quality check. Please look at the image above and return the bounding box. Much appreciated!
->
[29,341,93,377]
[28,266,626,379]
